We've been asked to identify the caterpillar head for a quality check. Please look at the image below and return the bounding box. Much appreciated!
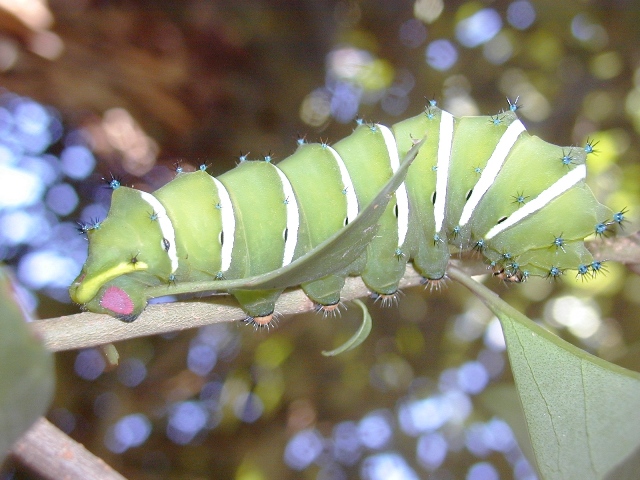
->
[69,187,173,321]
[70,274,149,322]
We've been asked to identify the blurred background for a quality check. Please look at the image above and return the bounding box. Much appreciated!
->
[0,0,639,478]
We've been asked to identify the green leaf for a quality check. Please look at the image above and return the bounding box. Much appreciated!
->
[449,266,640,480]
[321,299,372,356]
[146,139,425,297]
[0,267,55,461]
[480,384,537,470]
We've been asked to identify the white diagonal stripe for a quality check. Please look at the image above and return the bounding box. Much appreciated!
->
[378,124,409,247]
[271,164,300,267]
[139,191,179,273]
[458,119,526,227]
[485,164,586,240]
[211,177,235,272]
[327,145,359,224]
[434,110,454,232]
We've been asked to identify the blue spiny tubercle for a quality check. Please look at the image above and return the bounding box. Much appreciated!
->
[584,138,599,154]
[553,235,565,252]
[576,263,590,279]
[560,149,575,167]
[103,174,121,190]
[507,96,521,112]
[590,260,607,277]
[610,208,628,228]
[594,222,608,237]
[512,192,528,205]
[547,266,563,279]
[490,114,503,125]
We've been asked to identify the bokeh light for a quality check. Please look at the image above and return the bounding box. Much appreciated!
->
[455,9,502,48]
[166,401,208,445]
[426,39,458,71]
[284,428,325,470]
[48,407,76,434]
[187,343,218,376]
[0,91,104,309]
[399,19,428,48]
[483,33,514,65]
[358,410,394,449]
[117,358,147,387]
[457,361,489,395]
[104,413,152,453]
[46,183,79,216]
[467,461,499,480]
[74,348,106,381]
[333,421,363,466]
[571,13,608,48]
[18,250,78,290]
[506,1,536,30]
[361,452,420,480]
[0,164,44,208]
[60,145,96,180]
[413,0,444,24]
[416,431,448,470]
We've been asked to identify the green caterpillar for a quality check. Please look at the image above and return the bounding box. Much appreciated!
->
[69,100,619,324]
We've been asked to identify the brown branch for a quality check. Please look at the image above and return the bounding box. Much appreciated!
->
[586,231,640,274]
[10,417,127,480]
[33,263,489,352]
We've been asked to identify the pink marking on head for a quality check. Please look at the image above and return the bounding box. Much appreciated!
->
[100,286,134,315]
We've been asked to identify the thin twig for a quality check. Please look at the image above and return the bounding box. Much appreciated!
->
[586,231,640,272]
[32,263,485,352]
[10,417,127,480]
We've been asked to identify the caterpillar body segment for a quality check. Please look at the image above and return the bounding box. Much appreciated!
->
[70,104,612,322]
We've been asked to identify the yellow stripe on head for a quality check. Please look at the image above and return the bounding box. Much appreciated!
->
[71,261,148,304]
